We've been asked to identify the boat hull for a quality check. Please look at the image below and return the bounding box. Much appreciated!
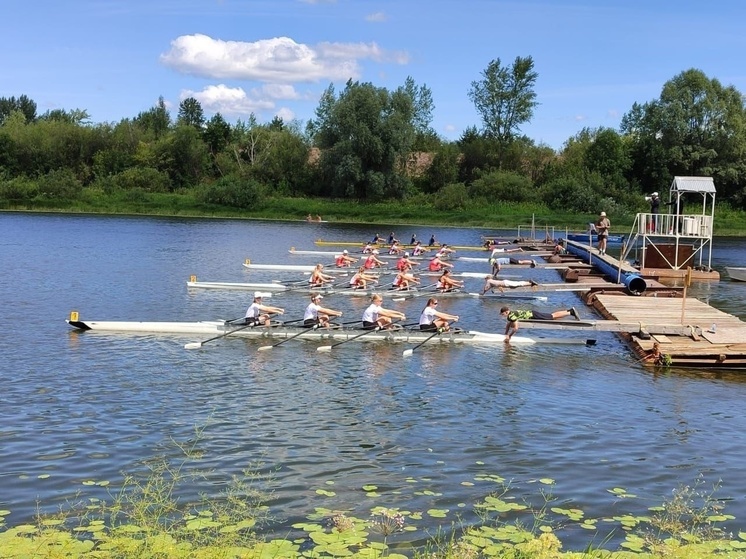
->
[726,267,746,281]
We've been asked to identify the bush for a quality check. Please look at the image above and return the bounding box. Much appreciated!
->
[0,176,39,202]
[197,175,265,209]
[111,167,171,193]
[469,170,537,203]
[36,168,83,200]
[433,182,468,211]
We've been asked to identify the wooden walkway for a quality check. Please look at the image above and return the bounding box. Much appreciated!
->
[508,243,746,368]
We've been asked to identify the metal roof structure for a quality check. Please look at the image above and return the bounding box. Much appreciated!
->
[670,176,717,193]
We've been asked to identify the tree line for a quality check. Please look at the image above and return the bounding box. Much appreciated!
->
[1,58,745,215]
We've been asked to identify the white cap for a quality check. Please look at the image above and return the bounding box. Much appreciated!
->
[343,249,348,254]
[600,211,606,217]
[372,249,380,254]
[253,292,263,298]
[313,294,323,300]
[652,192,659,196]
[404,252,410,257]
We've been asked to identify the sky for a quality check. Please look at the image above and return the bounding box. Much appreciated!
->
[2,0,745,150]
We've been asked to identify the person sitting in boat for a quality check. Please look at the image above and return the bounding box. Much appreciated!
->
[362,242,375,254]
[303,294,342,328]
[419,298,459,332]
[244,292,284,326]
[410,233,417,244]
[392,266,419,291]
[500,305,579,343]
[428,234,437,247]
[482,275,538,294]
[490,256,536,277]
[389,240,403,255]
[362,294,406,330]
[335,249,357,268]
[436,269,464,292]
[388,232,398,244]
[350,266,379,290]
[371,233,385,244]
[412,241,427,256]
[363,250,386,270]
[396,252,417,271]
[437,244,455,258]
[309,264,335,287]
[428,254,454,272]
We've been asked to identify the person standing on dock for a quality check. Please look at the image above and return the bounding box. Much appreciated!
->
[596,211,610,255]
[648,192,660,231]
[500,305,579,343]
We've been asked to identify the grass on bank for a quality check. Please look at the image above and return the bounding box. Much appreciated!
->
[3,189,746,234]
[1,436,746,559]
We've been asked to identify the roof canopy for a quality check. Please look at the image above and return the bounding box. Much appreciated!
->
[670,176,716,193]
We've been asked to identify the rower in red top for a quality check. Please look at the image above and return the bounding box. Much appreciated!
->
[436,269,463,292]
[363,250,386,270]
[335,249,358,268]
[428,254,454,272]
[396,252,417,271]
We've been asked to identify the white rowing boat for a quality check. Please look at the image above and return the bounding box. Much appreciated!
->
[242,261,491,279]
[726,267,746,282]
[66,316,595,346]
[186,279,548,300]
[288,248,424,260]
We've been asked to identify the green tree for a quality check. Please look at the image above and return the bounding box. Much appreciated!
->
[177,97,205,130]
[203,113,232,155]
[621,69,746,203]
[134,96,171,139]
[467,56,538,166]
[0,94,37,125]
[308,79,417,200]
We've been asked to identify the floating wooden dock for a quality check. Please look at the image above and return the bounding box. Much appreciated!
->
[510,241,746,368]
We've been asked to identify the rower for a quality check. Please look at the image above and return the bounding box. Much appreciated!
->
[388,240,403,255]
[392,266,419,291]
[350,266,379,290]
[396,252,417,271]
[309,263,335,287]
[482,275,538,294]
[428,254,454,272]
[500,305,579,343]
[362,294,406,330]
[436,269,463,292]
[437,244,455,258]
[371,233,385,244]
[363,250,386,269]
[428,234,437,247]
[388,231,398,244]
[303,294,342,328]
[244,292,284,326]
[410,233,417,244]
[362,242,375,254]
[335,249,357,268]
[412,241,427,256]
[419,298,459,332]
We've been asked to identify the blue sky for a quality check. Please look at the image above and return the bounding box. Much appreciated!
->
[3,0,745,149]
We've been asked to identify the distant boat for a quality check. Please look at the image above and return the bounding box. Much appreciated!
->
[726,267,746,282]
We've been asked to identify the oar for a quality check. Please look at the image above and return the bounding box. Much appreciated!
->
[257,324,319,351]
[316,326,383,352]
[402,323,452,357]
[184,322,257,350]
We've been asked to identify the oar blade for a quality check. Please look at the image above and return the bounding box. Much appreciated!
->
[257,345,274,351]
[316,346,333,352]
[184,342,203,350]
[402,348,414,357]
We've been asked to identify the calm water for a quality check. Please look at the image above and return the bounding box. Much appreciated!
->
[1,212,746,550]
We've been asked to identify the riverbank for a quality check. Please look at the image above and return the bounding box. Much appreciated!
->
[3,192,746,234]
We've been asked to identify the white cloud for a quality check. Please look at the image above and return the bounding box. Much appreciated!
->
[275,107,296,122]
[180,84,275,117]
[161,34,407,83]
[366,12,387,23]
[260,83,301,100]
